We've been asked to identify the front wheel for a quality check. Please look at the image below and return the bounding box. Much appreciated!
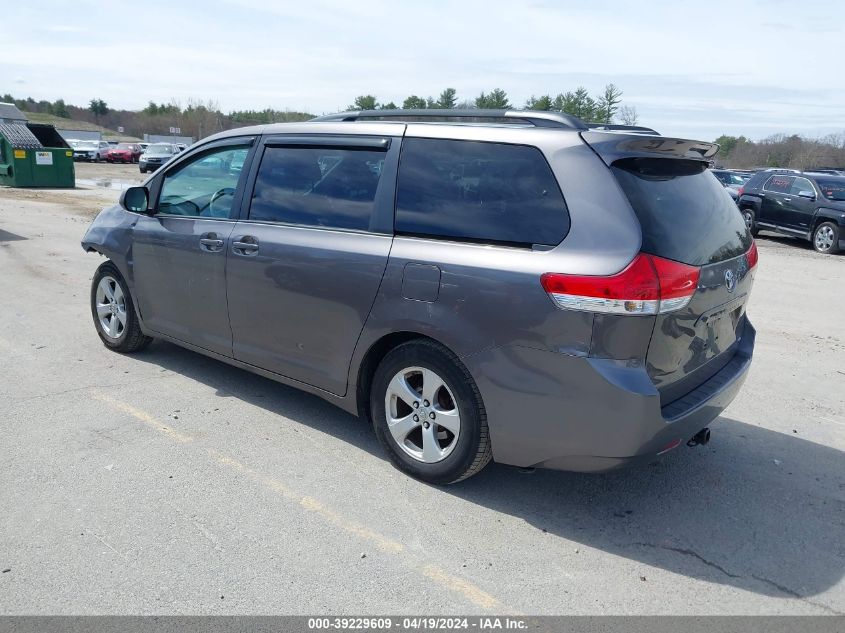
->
[90,261,152,353]
[370,340,492,484]
[812,221,840,254]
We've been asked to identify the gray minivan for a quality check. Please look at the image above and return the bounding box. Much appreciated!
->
[82,109,757,484]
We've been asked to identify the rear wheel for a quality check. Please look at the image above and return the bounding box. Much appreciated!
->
[370,340,492,484]
[741,208,758,237]
[90,261,152,353]
[812,221,840,254]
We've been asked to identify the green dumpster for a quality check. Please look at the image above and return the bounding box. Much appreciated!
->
[0,122,75,188]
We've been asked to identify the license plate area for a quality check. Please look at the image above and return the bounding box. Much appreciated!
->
[694,297,746,357]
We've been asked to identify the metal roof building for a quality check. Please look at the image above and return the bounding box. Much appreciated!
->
[0,102,28,124]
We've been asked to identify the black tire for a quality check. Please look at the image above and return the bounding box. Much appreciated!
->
[370,339,492,484]
[812,221,840,254]
[90,261,152,353]
[139,167,146,173]
[741,208,759,237]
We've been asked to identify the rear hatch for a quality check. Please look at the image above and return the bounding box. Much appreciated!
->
[583,132,756,406]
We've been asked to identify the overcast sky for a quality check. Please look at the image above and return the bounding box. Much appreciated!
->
[3,0,843,140]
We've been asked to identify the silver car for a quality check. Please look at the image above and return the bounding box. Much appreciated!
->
[73,140,111,162]
[138,142,179,173]
[82,109,757,484]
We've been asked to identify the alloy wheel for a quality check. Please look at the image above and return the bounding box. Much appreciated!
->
[384,366,461,463]
[743,211,754,230]
[95,275,127,339]
[814,225,835,252]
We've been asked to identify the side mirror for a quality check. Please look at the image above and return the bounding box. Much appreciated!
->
[797,190,816,200]
[120,186,150,213]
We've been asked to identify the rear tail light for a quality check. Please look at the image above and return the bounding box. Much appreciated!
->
[746,241,758,269]
[541,253,700,316]
[737,186,745,197]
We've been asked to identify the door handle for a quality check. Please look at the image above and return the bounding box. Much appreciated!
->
[199,233,224,252]
[232,236,259,256]
[782,198,791,202]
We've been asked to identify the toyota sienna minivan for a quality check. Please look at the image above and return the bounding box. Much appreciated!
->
[82,109,757,484]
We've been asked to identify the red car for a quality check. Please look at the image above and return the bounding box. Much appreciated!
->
[105,143,142,164]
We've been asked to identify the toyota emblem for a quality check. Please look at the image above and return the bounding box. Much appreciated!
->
[724,269,736,293]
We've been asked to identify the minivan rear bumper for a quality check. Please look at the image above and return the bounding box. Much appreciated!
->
[466,319,755,472]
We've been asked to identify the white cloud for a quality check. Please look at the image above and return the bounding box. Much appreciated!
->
[1,0,843,139]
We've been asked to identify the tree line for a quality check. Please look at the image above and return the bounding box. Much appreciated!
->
[1,93,313,140]
[12,88,843,170]
[715,133,845,170]
[2,85,637,143]
[347,84,637,125]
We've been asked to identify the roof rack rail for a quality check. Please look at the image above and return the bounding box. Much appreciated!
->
[311,109,589,130]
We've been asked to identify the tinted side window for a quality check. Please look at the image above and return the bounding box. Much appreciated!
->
[763,175,794,194]
[158,146,249,218]
[395,138,569,246]
[790,177,814,195]
[249,146,384,231]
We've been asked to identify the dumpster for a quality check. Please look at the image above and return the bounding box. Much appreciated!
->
[0,122,75,188]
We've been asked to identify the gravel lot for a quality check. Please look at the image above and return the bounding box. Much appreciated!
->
[0,176,843,615]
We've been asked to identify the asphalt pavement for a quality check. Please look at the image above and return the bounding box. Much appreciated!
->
[0,187,843,615]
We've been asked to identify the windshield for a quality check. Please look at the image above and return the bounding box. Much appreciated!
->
[713,171,747,186]
[147,144,173,154]
[816,178,845,201]
[77,141,98,149]
[117,143,133,150]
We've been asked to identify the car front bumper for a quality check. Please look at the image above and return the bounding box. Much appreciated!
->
[466,319,755,472]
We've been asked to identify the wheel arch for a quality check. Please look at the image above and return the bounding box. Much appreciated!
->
[812,210,845,232]
[354,331,460,420]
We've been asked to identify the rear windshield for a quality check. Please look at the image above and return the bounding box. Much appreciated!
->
[611,158,752,266]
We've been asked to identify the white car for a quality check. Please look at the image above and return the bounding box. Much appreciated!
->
[72,140,111,162]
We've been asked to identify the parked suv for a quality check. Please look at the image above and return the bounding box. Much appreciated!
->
[138,143,179,173]
[737,169,845,253]
[82,110,757,484]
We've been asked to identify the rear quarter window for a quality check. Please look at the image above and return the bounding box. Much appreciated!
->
[395,138,569,247]
[611,158,752,266]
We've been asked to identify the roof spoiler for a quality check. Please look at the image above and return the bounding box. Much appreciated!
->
[585,123,660,135]
[581,130,719,165]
